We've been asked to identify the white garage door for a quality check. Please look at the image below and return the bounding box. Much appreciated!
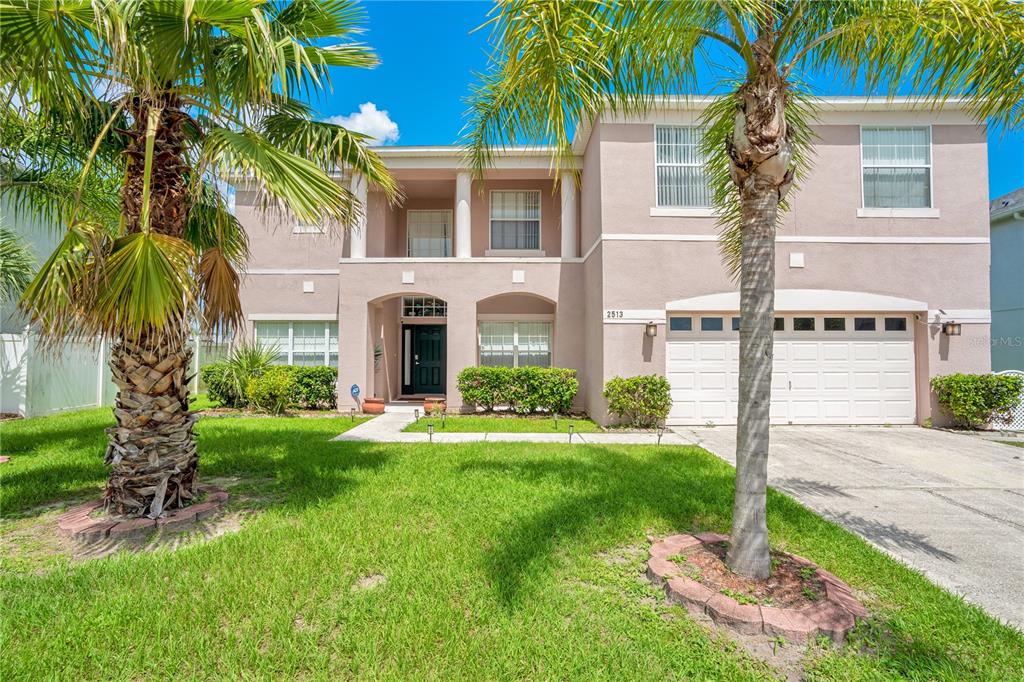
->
[666,313,916,425]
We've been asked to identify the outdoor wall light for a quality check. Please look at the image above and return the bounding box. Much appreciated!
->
[942,321,962,336]
[645,322,658,337]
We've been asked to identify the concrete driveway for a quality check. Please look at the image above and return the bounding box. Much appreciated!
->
[674,425,1024,629]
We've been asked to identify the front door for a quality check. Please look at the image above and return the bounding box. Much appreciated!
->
[408,325,445,394]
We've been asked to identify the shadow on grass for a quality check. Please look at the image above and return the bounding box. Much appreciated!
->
[458,446,737,608]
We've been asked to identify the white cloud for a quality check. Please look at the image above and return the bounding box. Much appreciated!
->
[323,102,400,145]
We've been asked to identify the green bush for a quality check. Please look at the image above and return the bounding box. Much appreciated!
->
[457,366,579,414]
[226,342,278,401]
[930,373,1023,429]
[603,375,672,428]
[200,361,240,407]
[247,366,296,414]
[292,366,337,409]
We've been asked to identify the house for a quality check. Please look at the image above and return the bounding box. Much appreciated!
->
[234,97,991,426]
[989,187,1024,371]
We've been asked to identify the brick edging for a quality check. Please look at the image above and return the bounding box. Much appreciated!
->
[646,533,867,643]
[56,486,229,542]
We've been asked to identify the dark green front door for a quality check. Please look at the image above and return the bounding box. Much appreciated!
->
[410,325,445,394]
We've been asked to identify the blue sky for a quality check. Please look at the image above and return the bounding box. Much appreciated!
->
[314,1,1023,199]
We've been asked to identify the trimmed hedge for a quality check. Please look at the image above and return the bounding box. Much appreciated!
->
[603,374,671,428]
[200,361,337,411]
[931,373,1023,429]
[457,366,579,414]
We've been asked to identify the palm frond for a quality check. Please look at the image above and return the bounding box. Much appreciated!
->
[0,226,35,305]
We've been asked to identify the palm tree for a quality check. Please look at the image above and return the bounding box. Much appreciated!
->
[0,0,397,518]
[465,0,1024,578]
[0,226,35,305]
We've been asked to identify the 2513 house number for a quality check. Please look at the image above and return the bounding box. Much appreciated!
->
[605,310,624,319]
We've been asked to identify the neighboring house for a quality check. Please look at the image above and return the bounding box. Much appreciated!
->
[989,187,1024,371]
[234,97,991,426]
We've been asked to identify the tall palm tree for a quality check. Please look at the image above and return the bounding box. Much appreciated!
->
[466,0,1024,578]
[0,226,35,305]
[0,0,397,518]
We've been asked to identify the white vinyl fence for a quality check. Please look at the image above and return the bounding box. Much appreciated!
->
[1,330,229,418]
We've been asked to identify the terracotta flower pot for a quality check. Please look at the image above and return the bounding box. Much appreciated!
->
[362,397,385,415]
[423,397,446,414]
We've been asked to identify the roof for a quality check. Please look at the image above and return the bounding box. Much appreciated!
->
[990,187,1024,222]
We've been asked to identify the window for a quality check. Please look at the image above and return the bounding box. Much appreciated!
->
[293,221,325,234]
[793,317,816,331]
[402,296,447,318]
[478,320,551,367]
[254,321,338,367]
[669,316,692,331]
[774,317,785,331]
[407,210,451,257]
[731,317,741,331]
[854,317,876,331]
[490,191,540,250]
[824,317,846,331]
[656,126,711,207]
[884,317,908,332]
[701,317,724,332]
[861,126,931,208]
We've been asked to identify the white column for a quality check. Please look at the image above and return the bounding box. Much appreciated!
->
[349,174,367,259]
[560,171,578,258]
[455,171,472,258]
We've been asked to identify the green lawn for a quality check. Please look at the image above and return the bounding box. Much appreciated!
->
[404,414,601,433]
[2,409,1022,680]
[997,440,1024,449]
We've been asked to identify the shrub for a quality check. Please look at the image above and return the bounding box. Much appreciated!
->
[292,366,337,409]
[200,361,240,407]
[930,373,1023,429]
[457,366,579,414]
[247,366,296,414]
[603,375,672,428]
[226,342,278,401]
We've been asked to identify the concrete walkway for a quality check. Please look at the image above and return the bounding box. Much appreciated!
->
[677,425,1024,629]
[333,412,692,445]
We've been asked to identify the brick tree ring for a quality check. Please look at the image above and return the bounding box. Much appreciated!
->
[56,485,229,542]
[645,533,868,644]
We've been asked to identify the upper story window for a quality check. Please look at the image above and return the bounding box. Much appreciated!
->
[490,190,541,250]
[655,126,711,208]
[293,221,325,234]
[861,126,932,208]
[407,210,451,257]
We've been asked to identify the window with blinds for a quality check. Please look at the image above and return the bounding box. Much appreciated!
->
[490,190,541,250]
[655,126,711,207]
[254,321,338,367]
[406,210,452,257]
[478,320,551,367]
[861,126,932,208]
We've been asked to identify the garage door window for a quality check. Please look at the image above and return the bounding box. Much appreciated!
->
[700,317,724,331]
[884,317,907,331]
[854,317,876,331]
[731,317,741,331]
[824,317,846,331]
[669,316,692,331]
[793,317,815,331]
[774,318,785,331]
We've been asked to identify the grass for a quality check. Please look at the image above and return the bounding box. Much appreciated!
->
[403,414,601,433]
[997,440,1024,449]
[1,409,1022,680]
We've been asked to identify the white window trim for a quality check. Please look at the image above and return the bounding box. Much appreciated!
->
[653,124,712,209]
[293,221,326,234]
[477,318,554,367]
[253,320,337,366]
[859,124,937,216]
[406,209,453,257]
[488,189,543,252]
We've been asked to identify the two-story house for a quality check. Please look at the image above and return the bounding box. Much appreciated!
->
[234,97,991,426]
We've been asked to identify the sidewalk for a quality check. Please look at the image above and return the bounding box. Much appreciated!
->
[334,413,695,445]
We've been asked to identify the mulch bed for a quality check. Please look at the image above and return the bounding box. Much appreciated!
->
[679,541,824,609]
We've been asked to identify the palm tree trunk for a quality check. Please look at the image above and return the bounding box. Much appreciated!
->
[727,177,778,579]
[105,332,197,517]
[724,34,794,580]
